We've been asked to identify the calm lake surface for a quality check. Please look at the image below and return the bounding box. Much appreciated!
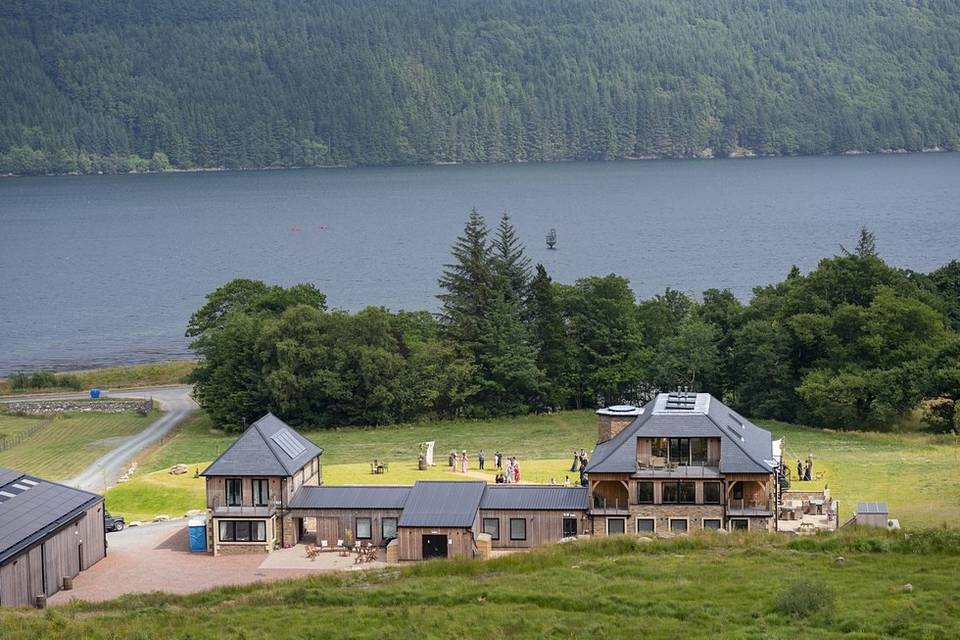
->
[2,154,959,375]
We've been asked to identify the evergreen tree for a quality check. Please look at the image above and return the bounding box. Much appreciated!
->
[491,211,532,305]
[437,209,494,348]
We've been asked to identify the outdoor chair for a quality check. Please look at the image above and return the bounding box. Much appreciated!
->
[319,539,330,552]
[336,539,347,556]
[370,462,376,474]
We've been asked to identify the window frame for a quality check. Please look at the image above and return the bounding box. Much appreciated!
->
[636,481,654,504]
[669,438,691,465]
[732,482,744,500]
[218,519,266,543]
[562,517,578,538]
[482,517,500,541]
[606,518,626,535]
[355,517,372,540]
[381,517,398,541]
[509,518,527,541]
[636,518,655,534]
[251,478,269,507]
[729,518,749,531]
[669,518,689,534]
[703,481,722,505]
[225,478,243,507]
[662,481,696,504]
[702,518,722,531]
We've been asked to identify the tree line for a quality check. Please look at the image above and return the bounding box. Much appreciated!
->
[189,216,960,434]
[2,0,960,175]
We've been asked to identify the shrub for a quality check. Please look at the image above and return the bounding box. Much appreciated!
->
[776,579,836,619]
[9,371,82,390]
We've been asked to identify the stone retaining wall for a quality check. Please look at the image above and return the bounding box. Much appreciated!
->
[2,398,153,415]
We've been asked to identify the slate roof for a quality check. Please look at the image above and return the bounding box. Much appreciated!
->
[0,468,102,565]
[480,485,588,511]
[289,485,410,510]
[585,393,775,475]
[857,502,888,514]
[201,413,323,477]
[398,481,486,528]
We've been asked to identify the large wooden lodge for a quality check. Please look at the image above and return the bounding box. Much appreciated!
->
[202,391,778,559]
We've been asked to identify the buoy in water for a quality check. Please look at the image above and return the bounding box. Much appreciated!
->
[546,228,557,249]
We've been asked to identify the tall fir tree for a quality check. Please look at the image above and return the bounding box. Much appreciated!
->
[437,209,495,348]
[492,211,532,305]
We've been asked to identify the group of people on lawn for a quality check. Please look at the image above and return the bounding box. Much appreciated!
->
[796,455,814,482]
[448,449,524,482]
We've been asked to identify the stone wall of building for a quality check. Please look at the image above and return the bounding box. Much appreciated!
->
[591,505,726,536]
[3,398,153,416]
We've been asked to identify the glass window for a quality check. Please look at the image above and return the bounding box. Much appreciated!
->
[382,517,398,541]
[509,518,526,540]
[678,482,696,503]
[669,438,690,465]
[355,518,372,540]
[637,481,654,504]
[662,482,678,504]
[670,519,688,533]
[607,518,625,535]
[690,439,709,465]
[226,478,242,506]
[729,519,748,531]
[252,479,269,507]
[703,482,721,504]
[703,519,722,531]
[562,518,578,538]
[651,438,668,458]
[732,482,744,500]
[218,520,266,542]
[636,518,655,533]
[483,518,500,540]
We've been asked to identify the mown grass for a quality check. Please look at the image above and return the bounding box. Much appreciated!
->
[0,360,195,394]
[110,410,960,528]
[0,410,161,480]
[0,413,47,441]
[2,531,959,638]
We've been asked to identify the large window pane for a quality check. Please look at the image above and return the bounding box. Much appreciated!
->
[670,519,688,533]
[483,518,500,540]
[252,521,266,542]
[382,518,398,541]
[510,518,527,540]
[690,439,709,465]
[252,479,268,507]
[662,482,678,504]
[563,518,578,538]
[678,482,696,504]
[669,438,690,465]
[703,482,721,504]
[703,519,722,531]
[651,438,668,458]
[219,521,233,541]
[637,481,654,504]
[235,521,251,541]
[356,518,372,539]
[226,478,242,506]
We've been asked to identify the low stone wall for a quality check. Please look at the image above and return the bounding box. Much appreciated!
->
[2,398,153,416]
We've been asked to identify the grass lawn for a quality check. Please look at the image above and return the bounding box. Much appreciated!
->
[0,360,195,394]
[0,413,48,442]
[0,410,161,480]
[2,532,959,638]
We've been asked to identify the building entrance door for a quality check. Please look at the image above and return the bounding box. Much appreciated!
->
[421,534,448,559]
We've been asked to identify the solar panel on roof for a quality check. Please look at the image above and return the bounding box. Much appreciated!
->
[271,429,305,459]
[20,478,37,486]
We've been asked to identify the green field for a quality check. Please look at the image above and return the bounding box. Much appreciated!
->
[0,410,161,480]
[0,360,195,394]
[106,410,960,528]
[2,531,959,638]
[0,413,49,442]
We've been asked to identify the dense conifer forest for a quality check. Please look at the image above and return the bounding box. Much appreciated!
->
[2,0,960,174]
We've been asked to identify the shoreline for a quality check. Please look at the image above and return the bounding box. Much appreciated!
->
[0,147,953,179]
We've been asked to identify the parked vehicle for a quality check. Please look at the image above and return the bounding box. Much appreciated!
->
[104,510,125,532]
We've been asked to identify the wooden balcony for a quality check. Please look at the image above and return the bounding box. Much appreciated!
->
[590,495,630,515]
[634,456,721,478]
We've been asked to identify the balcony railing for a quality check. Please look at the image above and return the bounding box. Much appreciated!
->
[209,494,275,517]
[635,457,721,478]
[727,498,774,516]
[591,495,630,514]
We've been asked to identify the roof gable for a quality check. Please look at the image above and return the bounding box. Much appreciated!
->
[201,413,322,477]
[0,468,102,565]
[585,393,774,475]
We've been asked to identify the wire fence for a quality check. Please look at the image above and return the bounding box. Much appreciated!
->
[0,417,53,452]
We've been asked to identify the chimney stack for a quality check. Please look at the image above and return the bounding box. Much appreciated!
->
[596,405,642,443]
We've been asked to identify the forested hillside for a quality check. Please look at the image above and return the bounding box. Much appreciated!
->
[2,0,960,174]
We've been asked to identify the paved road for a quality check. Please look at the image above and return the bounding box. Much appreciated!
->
[1,385,197,493]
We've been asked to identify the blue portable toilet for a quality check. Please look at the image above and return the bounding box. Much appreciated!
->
[188,517,208,552]
[90,388,101,399]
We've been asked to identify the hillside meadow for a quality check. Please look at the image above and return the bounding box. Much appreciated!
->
[1,531,958,638]
[106,410,960,527]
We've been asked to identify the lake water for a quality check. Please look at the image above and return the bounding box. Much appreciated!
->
[1,154,959,375]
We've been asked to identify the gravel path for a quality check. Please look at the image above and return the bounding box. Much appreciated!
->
[1,385,197,492]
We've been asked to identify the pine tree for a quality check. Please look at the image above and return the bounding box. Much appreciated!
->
[492,211,532,305]
[437,209,494,348]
